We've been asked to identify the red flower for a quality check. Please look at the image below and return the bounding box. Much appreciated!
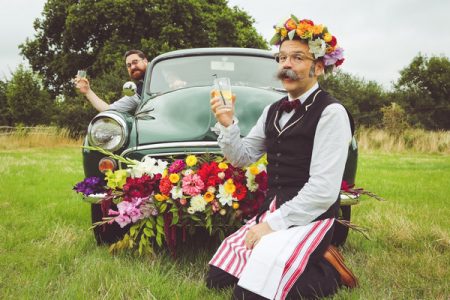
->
[224,165,246,183]
[123,174,161,202]
[255,171,268,191]
[197,162,221,188]
[240,190,265,218]
[341,180,354,192]
[159,176,173,195]
[329,36,337,47]
[233,183,247,201]
[335,58,345,67]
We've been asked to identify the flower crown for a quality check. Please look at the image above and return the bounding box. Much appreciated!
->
[270,15,344,71]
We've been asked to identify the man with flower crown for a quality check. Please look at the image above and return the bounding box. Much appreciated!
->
[207,15,358,299]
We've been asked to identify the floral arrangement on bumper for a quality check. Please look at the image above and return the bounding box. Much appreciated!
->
[270,14,344,72]
[74,147,268,255]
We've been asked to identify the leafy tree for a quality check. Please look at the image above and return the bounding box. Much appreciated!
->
[320,71,389,127]
[20,0,268,96]
[380,102,410,134]
[0,80,13,125]
[5,65,53,125]
[393,54,450,130]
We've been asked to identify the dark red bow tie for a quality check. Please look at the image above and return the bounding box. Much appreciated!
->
[280,99,301,113]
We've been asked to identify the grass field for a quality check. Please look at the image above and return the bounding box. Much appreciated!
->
[0,146,449,299]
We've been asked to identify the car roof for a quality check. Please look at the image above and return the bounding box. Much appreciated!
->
[151,47,276,63]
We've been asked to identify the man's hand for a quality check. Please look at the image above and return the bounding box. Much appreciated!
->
[210,91,235,127]
[74,76,91,95]
[245,222,274,250]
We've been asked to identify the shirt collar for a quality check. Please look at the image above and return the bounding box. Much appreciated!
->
[288,82,319,104]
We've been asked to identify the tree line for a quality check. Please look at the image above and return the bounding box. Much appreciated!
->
[1,0,449,134]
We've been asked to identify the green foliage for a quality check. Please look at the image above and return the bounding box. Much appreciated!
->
[54,68,125,136]
[5,65,54,125]
[20,0,268,96]
[380,102,410,134]
[320,70,389,127]
[0,79,13,125]
[393,53,450,130]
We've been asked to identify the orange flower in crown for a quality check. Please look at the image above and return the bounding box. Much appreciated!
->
[284,18,297,31]
[270,14,345,72]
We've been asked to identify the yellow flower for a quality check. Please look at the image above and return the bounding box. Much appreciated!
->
[313,24,324,35]
[326,45,335,54]
[232,202,239,210]
[105,169,127,189]
[154,194,168,202]
[185,155,197,167]
[218,162,228,170]
[280,27,288,38]
[162,169,168,177]
[224,179,236,194]
[219,209,227,216]
[249,165,260,176]
[169,173,180,183]
[323,33,332,43]
[203,191,215,203]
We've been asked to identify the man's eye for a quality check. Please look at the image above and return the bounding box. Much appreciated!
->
[278,55,287,62]
[293,55,304,62]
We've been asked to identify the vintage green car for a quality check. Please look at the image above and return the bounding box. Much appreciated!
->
[82,47,357,245]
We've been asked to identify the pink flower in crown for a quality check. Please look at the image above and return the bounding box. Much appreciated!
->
[182,174,205,196]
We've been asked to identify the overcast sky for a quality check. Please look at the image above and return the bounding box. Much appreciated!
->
[1,0,449,89]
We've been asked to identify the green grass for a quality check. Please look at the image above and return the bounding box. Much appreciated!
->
[0,147,449,299]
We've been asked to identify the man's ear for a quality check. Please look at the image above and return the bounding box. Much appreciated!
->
[315,60,325,76]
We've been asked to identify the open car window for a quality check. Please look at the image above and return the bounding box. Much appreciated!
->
[148,55,283,95]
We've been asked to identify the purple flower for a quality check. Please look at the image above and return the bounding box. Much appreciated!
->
[323,47,344,66]
[168,159,186,174]
[73,176,106,196]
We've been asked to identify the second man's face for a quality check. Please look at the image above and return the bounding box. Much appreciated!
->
[126,54,148,80]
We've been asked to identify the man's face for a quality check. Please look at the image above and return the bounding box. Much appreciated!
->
[125,54,148,80]
[276,40,323,98]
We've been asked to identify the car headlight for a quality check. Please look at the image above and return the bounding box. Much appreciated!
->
[87,114,127,151]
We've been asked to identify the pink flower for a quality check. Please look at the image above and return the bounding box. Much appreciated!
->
[117,201,142,223]
[168,159,186,173]
[115,214,132,228]
[181,174,204,196]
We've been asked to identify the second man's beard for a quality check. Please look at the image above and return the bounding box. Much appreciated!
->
[131,69,145,80]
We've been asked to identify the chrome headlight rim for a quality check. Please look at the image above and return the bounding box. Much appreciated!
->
[87,112,128,152]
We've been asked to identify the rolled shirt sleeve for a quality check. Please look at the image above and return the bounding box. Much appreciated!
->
[265,103,352,230]
[108,94,141,113]
[212,105,271,168]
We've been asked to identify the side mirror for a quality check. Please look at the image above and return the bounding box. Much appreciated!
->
[122,81,137,96]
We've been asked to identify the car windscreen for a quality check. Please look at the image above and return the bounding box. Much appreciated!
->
[147,54,283,95]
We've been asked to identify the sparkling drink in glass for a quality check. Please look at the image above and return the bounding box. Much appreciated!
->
[213,77,232,106]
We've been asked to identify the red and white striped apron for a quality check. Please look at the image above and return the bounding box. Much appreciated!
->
[209,200,334,300]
